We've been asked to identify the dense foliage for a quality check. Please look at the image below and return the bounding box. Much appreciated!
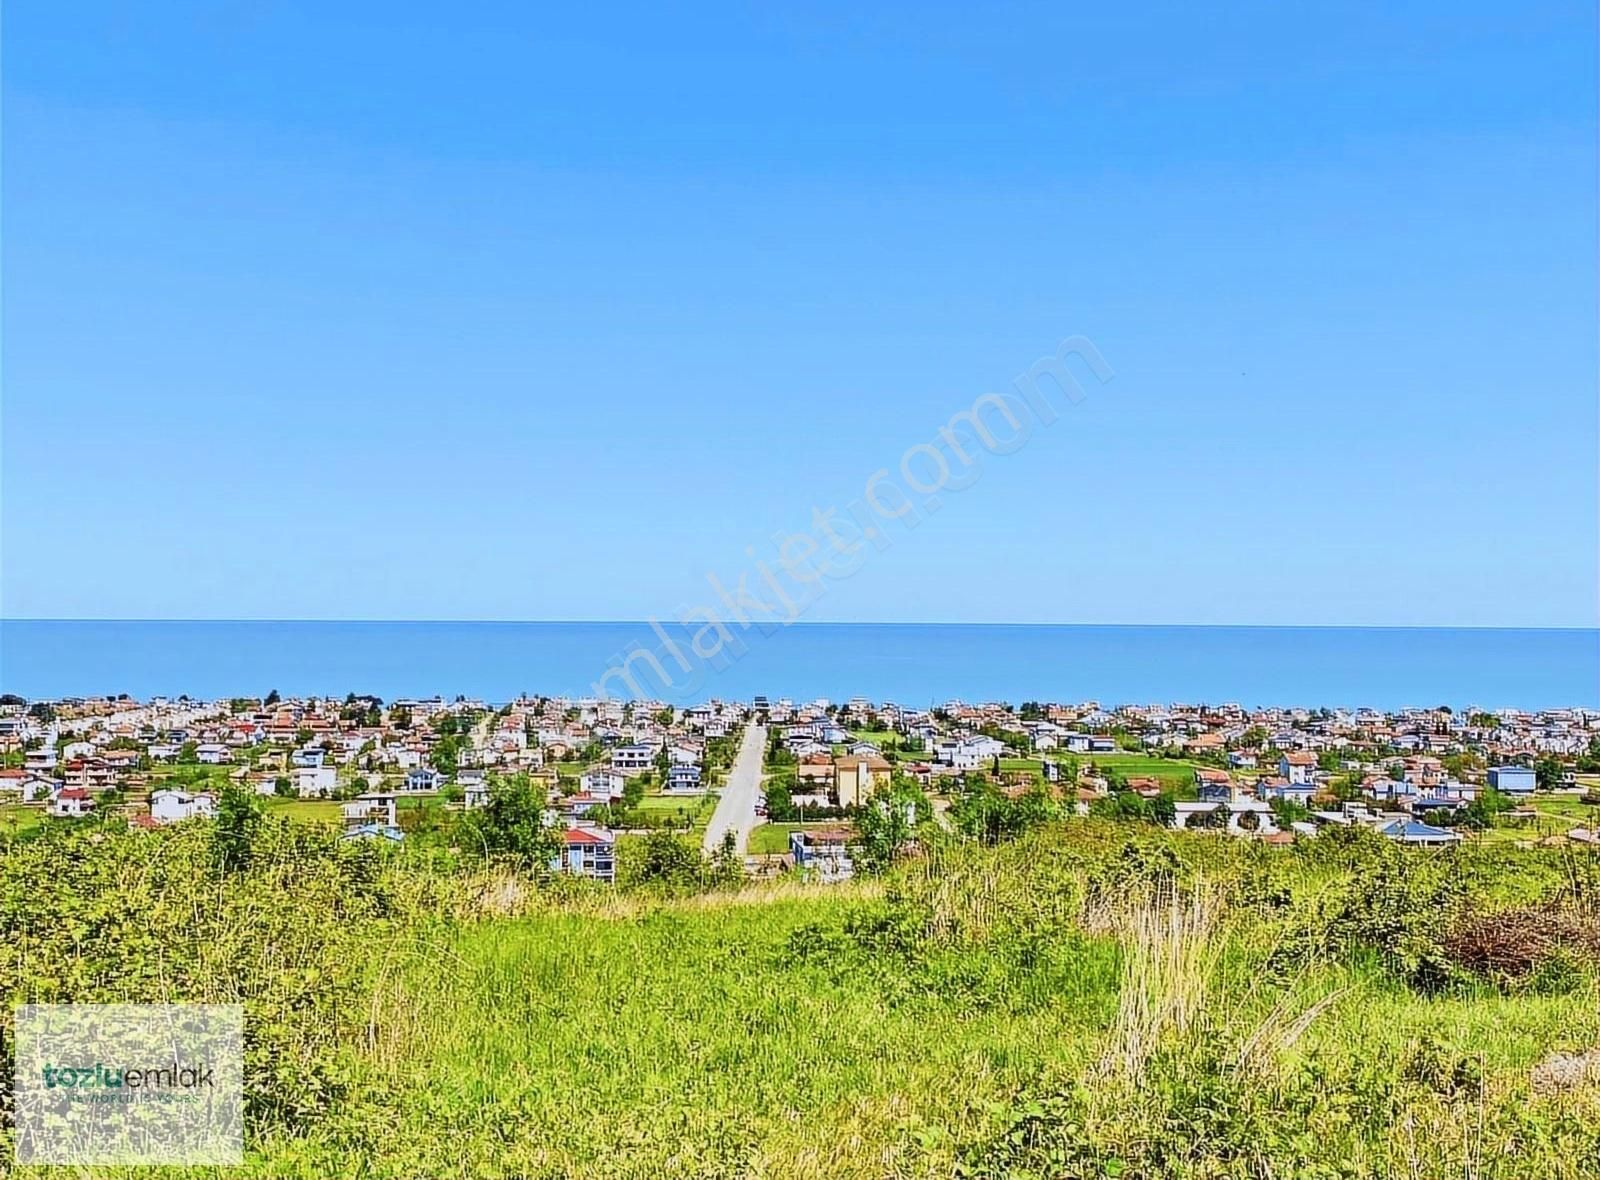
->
[5,816,1600,1177]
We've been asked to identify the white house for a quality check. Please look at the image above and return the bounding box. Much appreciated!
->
[150,788,217,824]
[342,791,398,829]
[1279,752,1317,785]
[50,787,95,818]
[580,768,626,799]
[293,765,338,798]
[610,743,656,772]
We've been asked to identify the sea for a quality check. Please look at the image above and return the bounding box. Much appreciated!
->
[1,620,1596,711]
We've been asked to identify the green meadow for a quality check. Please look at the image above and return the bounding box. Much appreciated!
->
[6,815,1600,1178]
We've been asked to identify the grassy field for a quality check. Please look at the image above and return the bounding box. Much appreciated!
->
[848,728,910,751]
[1082,751,1204,789]
[748,821,841,854]
[263,797,342,822]
[635,793,710,820]
[0,802,45,835]
[997,756,1043,774]
[10,817,1600,1177]
[345,892,1119,1177]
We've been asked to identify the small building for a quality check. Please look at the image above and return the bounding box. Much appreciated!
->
[1257,778,1316,807]
[1279,752,1317,785]
[1194,768,1234,802]
[555,826,616,882]
[149,788,217,824]
[664,763,704,795]
[835,753,891,808]
[580,768,627,799]
[610,743,655,772]
[790,827,855,881]
[1487,766,1537,795]
[294,765,338,798]
[342,791,398,830]
[50,787,95,818]
[1377,818,1461,847]
[404,767,444,793]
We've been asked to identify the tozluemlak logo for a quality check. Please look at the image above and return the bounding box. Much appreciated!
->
[44,1063,216,1089]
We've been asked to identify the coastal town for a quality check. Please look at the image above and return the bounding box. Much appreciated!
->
[4,691,1600,879]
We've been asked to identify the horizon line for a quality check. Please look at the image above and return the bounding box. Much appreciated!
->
[3,617,1597,633]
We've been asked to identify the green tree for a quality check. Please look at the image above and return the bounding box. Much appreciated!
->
[213,785,263,874]
[430,735,463,777]
[855,785,929,873]
[635,830,702,889]
[1534,756,1566,791]
[468,775,560,867]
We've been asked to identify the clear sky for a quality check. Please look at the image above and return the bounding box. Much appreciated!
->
[3,1,1595,627]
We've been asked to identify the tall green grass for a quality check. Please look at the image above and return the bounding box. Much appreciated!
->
[8,820,1600,1177]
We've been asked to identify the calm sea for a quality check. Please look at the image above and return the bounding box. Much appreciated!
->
[1,620,1595,710]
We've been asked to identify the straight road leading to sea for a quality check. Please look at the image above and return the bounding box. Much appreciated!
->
[702,723,765,857]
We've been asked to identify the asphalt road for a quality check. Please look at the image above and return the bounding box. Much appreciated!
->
[702,723,766,856]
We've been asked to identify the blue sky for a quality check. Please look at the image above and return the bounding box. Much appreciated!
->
[3,1,1595,626]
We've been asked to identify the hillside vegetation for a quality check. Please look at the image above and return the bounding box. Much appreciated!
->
[5,816,1600,1177]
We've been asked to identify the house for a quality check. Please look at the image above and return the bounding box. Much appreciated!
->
[796,753,836,786]
[1256,778,1316,807]
[834,753,891,807]
[50,787,95,818]
[404,767,444,793]
[26,746,59,773]
[1228,750,1258,769]
[1488,766,1537,795]
[292,747,327,769]
[555,826,616,882]
[194,743,232,765]
[1377,818,1461,847]
[938,736,1003,771]
[149,788,216,824]
[580,768,627,799]
[790,827,855,881]
[1194,768,1235,802]
[342,791,399,830]
[293,765,338,798]
[1279,752,1317,785]
[611,743,655,772]
[664,763,704,794]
